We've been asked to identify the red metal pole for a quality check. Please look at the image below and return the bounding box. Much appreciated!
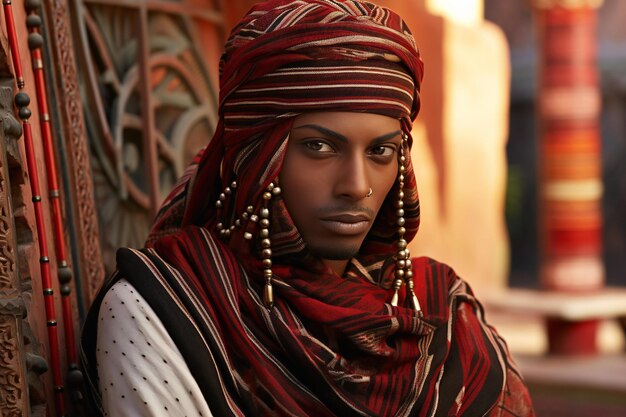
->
[25,4,82,387]
[2,0,23,88]
[2,0,66,414]
[533,0,604,354]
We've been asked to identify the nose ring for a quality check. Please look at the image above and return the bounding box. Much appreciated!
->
[366,187,373,198]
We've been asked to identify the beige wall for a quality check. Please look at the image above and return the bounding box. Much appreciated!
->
[374,0,511,291]
[426,0,484,25]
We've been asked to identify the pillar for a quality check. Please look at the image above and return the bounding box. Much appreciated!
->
[532,0,604,354]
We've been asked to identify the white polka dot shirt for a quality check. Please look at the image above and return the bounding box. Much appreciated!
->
[96,279,214,416]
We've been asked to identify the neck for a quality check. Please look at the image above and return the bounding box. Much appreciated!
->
[322,259,350,276]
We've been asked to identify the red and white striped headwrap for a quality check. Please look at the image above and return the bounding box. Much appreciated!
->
[219,0,423,130]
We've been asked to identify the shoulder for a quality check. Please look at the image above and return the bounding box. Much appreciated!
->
[410,256,465,293]
[96,279,214,416]
[97,279,179,355]
[409,256,484,320]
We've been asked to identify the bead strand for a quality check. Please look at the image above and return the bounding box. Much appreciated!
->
[391,134,421,312]
[214,179,280,309]
[216,181,238,239]
[261,182,281,308]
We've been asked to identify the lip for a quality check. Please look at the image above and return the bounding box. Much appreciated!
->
[321,213,371,223]
[319,213,372,235]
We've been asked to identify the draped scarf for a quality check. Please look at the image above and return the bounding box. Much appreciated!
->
[82,1,534,416]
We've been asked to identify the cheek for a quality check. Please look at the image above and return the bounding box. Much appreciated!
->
[281,177,312,212]
[279,157,319,221]
[372,165,398,206]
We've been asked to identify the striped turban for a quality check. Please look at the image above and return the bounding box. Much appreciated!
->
[219,0,423,129]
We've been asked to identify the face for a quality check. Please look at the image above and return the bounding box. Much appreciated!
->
[279,111,402,264]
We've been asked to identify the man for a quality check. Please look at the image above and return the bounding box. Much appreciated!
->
[81,1,535,416]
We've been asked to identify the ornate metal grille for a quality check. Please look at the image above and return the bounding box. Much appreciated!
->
[71,0,223,271]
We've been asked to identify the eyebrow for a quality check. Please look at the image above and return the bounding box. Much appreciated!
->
[294,124,402,144]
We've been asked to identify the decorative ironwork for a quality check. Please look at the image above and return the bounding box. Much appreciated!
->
[74,1,222,273]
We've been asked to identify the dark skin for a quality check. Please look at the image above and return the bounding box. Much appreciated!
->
[279,111,402,276]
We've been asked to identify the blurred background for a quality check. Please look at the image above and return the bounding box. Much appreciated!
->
[0,0,624,415]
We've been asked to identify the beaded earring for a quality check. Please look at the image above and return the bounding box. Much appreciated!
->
[215,181,238,239]
[261,182,281,308]
[390,134,421,312]
[214,180,280,309]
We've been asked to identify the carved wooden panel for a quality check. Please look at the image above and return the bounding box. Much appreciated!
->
[0,80,29,417]
[0,317,25,417]
[45,0,107,306]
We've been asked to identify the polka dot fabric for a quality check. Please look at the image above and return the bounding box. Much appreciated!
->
[96,279,213,416]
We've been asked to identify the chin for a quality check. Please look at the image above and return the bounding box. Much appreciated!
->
[308,244,361,261]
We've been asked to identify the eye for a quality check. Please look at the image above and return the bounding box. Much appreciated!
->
[369,145,396,157]
[303,140,335,153]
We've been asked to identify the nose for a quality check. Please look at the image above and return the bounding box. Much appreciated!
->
[333,153,370,200]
